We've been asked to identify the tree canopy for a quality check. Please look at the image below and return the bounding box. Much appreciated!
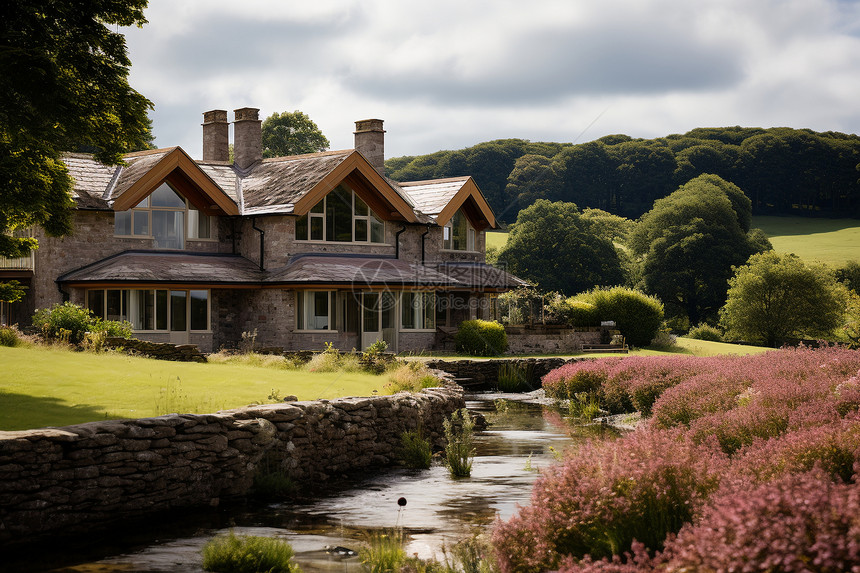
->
[498,200,626,295]
[630,175,770,325]
[0,0,153,257]
[719,252,848,347]
[385,127,860,223]
[261,111,330,158]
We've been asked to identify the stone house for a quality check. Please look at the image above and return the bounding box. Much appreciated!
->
[0,108,525,353]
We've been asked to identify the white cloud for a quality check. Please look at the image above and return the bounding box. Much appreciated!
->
[123,0,860,158]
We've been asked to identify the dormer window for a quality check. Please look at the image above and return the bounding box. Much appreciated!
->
[295,184,385,243]
[114,182,212,248]
[443,208,476,251]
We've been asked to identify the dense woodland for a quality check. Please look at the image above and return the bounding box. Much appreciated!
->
[385,127,860,223]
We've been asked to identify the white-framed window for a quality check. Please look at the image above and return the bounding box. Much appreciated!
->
[114,182,213,248]
[401,291,435,330]
[443,208,476,251]
[296,291,336,331]
[295,184,385,243]
[87,288,209,332]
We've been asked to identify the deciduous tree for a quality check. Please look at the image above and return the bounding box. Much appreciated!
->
[261,111,330,158]
[719,252,847,347]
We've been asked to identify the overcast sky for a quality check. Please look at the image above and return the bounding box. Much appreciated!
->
[123,0,860,160]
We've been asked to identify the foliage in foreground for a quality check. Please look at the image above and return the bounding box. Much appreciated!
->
[201,531,300,573]
[31,302,132,345]
[398,427,432,469]
[444,408,476,478]
[495,346,860,572]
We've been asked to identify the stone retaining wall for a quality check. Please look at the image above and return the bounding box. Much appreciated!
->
[0,387,464,546]
[104,337,207,362]
[505,325,602,354]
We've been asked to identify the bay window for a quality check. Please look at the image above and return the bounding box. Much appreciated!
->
[87,288,209,332]
[295,185,385,243]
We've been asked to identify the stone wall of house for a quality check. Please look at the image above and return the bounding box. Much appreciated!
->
[0,387,464,546]
[425,357,581,390]
[505,325,602,355]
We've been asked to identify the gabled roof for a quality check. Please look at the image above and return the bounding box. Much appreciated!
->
[267,254,455,287]
[397,176,497,230]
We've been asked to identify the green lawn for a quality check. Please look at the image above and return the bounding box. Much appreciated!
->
[0,346,387,431]
[752,216,860,266]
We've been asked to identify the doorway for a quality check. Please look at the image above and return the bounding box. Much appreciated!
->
[360,291,397,351]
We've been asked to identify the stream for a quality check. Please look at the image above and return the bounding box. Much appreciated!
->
[14,394,613,573]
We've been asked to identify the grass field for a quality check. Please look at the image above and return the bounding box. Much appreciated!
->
[0,346,387,431]
[486,217,860,266]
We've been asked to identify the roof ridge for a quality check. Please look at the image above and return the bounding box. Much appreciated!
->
[261,149,353,163]
[397,176,471,186]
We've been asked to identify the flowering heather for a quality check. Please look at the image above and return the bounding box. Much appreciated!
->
[663,471,860,572]
[491,429,725,573]
[555,542,660,573]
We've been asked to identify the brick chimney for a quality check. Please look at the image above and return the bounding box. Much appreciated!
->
[202,110,229,162]
[354,119,385,175]
[233,107,262,169]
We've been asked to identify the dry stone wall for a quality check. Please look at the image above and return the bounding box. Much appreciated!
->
[0,387,464,546]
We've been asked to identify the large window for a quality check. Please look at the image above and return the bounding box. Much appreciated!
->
[401,292,435,330]
[87,288,209,331]
[443,208,476,251]
[115,182,213,248]
[295,185,385,243]
[296,291,336,331]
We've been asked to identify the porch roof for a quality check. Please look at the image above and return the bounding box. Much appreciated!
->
[267,254,455,287]
[435,262,530,290]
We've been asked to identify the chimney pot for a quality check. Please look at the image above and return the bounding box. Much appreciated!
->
[233,107,262,170]
[354,119,385,175]
[202,109,229,162]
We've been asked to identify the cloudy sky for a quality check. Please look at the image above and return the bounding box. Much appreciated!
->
[123,0,860,160]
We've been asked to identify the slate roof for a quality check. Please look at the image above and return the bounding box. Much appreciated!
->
[57,251,264,284]
[62,153,118,210]
[57,252,522,291]
[395,177,470,217]
[267,255,456,287]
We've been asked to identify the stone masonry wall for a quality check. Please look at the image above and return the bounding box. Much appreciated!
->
[0,387,464,546]
[425,357,584,390]
[505,325,602,355]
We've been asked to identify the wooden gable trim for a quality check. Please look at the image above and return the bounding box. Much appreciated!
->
[112,148,239,215]
[292,151,417,222]
[435,177,497,231]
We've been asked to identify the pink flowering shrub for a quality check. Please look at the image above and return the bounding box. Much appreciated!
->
[663,471,860,572]
[491,429,725,573]
[555,542,660,573]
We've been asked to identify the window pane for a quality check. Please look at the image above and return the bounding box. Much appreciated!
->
[153,210,184,249]
[133,211,149,236]
[310,199,324,213]
[327,186,353,242]
[188,208,211,239]
[423,293,435,329]
[296,214,308,240]
[435,293,448,326]
[135,196,149,208]
[468,228,476,251]
[151,183,185,208]
[310,215,324,240]
[363,293,379,332]
[354,195,368,216]
[452,210,468,250]
[354,218,368,242]
[311,291,329,330]
[106,290,123,322]
[401,292,416,329]
[87,290,105,320]
[296,291,304,330]
[190,290,208,330]
[371,217,384,243]
[170,291,187,331]
[156,290,168,330]
[443,225,451,250]
[115,211,131,235]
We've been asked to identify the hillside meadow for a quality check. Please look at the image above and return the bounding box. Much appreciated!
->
[488,216,860,266]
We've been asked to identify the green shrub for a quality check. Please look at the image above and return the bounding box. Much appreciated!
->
[201,531,300,573]
[0,325,21,347]
[687,323,724,342]
[444,409,475,478]
[94,319,134,338]
[566,300,599,327]
[455,320,507,356]
[32,302,96,344]
[385,361,442,393]
[398,427,433,469]
[575,287,664,347]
